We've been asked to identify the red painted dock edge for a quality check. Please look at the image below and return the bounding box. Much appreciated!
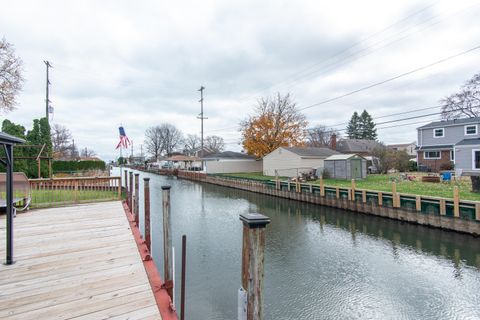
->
[122,201,178,320]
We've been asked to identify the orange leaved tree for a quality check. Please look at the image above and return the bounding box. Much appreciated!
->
[240,93,308,158]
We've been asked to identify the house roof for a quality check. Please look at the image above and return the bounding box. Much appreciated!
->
[387,142,416,148]
[0,132,25,145]
[456,138,480,146]
[417,117,480,129]
[283,147,339,158]
[325,154,365,161]
[202,151,256,160]
[336,139,382,153]
[417,144,453,150]
[166,155,200,161]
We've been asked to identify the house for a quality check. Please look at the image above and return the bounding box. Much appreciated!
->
[417,117,480,172]
[165,155,200,169]
[324,154,367,179]
[263,147,339,177]
[202,151,262,174]
[336,139,383,157]
[387,142,417,157]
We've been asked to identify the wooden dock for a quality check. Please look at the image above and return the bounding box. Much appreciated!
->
[0,201,162,319]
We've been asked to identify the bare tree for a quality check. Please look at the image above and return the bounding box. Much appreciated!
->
[306,125,339,147]
[184,134,200,152]
[144,126,163,161]
[80,147,96,158]
[205,135,225,152]
[441,73,480,119]
[0,38,24,113]
[51,124,73,158]
[159,123,183,155]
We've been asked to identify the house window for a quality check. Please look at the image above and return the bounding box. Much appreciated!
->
[433,128,444,138]
[465,125,477,135]
[473,150,480,169]
[450,150,454,162]
[424,151,441,159]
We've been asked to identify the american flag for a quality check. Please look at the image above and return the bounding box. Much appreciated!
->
[116,126,131,149]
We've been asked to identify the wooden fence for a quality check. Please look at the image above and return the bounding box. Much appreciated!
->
[29,176,122,208]
[176,171,480,235]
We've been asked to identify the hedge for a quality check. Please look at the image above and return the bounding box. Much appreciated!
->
[52,160,106,173]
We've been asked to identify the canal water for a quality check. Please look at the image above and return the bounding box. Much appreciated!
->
[114,168,480,319]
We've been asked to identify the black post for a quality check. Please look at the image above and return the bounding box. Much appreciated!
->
[144,177,151,252]
[5,144,14,265]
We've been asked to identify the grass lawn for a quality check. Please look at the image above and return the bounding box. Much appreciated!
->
[216,172,480,201]
[30,189,119,208]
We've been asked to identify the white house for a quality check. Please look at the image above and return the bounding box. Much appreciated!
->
[202,151,262,174]
[263,147,339,177]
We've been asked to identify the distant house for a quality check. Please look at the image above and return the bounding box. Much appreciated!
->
[417,117,480,172]
[165,155,200,169]
[324,154,367,180]
[336,139,383,157]
[263,147,339,177]
[387,142,417,157]
[202,151,262,174]
[184,147,216,158]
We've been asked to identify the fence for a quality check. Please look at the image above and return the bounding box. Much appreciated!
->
[29,176,122,208]
[175,171,480,235]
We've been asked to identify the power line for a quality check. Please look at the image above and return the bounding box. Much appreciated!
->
[298,44,480,111]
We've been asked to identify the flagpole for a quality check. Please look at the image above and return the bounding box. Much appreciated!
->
[119,144,123,188]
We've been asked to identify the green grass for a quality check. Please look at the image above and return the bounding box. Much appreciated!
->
[216,172,480,201]
[30,189,119,208]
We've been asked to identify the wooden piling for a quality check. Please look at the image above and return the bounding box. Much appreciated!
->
[134,173,140,225]
[378,192,383,206]
[320,178,325,197]
[416,195,421,212]
[362,190,366,203]
[392,182,397,207]
[440,199,446,216]
[476,203,480,221]
[453,186,460,218]
[129,171,133,212]
[144,177,151,252]
[351,179,356,201]
[240,213,270,320]
[335,187,340,199]
[162,185,174,300]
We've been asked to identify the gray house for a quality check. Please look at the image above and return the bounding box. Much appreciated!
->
[202,151,262,174]
[417,117,480,172]
[324,154,367,179]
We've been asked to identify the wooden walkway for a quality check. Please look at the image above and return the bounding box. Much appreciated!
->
[0,201,161,320]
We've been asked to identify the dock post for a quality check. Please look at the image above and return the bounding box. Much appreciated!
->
[453,186,460,218]
[162,185,174,300]
[180,235,187,320]
[239,213,270,320]
[144,177,151,252]
[320,177,325,197]
[351,179,356,201]
[392,182,397,207]
[124,170,128,205]
[129,171,133,212]
[134,173,140,226]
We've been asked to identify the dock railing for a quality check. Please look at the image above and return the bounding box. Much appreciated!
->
[29,176,122,208]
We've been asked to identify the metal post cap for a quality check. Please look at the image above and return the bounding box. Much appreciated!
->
[134,173,140,176]
[162,185,171,190]
[143,177,150,181]
[240,213,270,228]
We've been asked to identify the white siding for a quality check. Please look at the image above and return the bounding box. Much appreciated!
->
[205,159,262,174]
[263,148,325,177]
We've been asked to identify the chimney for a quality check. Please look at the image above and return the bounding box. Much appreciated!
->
[330,134,337,150]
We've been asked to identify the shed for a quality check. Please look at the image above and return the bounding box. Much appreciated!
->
[202,151,262,174]
[324,154,367,179]
[263,147,339,177]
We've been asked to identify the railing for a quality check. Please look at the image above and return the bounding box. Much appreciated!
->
[29,176,122,208]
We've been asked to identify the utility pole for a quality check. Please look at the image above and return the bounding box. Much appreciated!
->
[197,86,207,161]
[44,61,53,123]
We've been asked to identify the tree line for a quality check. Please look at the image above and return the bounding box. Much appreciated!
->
[144,124,225,161]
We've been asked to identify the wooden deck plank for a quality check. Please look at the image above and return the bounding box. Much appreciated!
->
[0,201,161,320]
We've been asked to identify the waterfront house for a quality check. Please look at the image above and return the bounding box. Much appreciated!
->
[336,138,383,157]
[202,151,262,174]
[263,147,339,177]
[387,142,417,157]
[417,117,480,172]
[324,154,367,179]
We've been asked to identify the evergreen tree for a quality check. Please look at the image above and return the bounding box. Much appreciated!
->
[359,110,377,140]
[346,111,361,139]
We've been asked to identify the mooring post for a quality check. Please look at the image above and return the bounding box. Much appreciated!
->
[124,170,128,205]
[180,234,187,320]
[162,185,174,300]
[129,171,133,212]
[453,186,460,218]
[320,177,325,197]
[239,213,271,320]
[392,182,397,207]
[134,173,140,225]
[351,179,356,201]
[144,177,151,251]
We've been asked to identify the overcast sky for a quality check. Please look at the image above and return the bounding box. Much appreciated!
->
[1,0,480,160]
